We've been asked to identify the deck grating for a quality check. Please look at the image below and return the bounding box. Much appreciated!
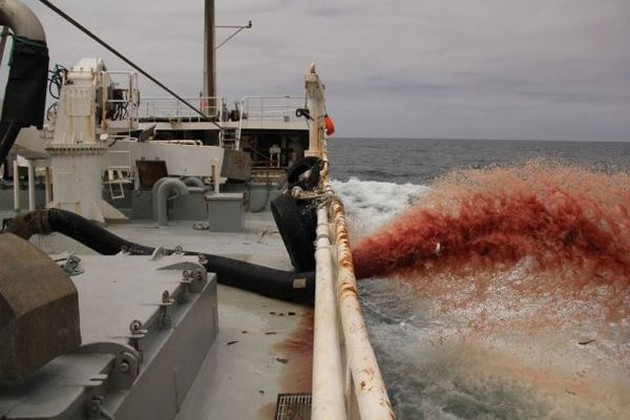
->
[274,393,312,420]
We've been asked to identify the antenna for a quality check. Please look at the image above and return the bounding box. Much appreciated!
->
[215,21,253,50]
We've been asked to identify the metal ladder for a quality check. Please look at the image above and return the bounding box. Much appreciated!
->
[104,150,133,199]
[220,127,240,150]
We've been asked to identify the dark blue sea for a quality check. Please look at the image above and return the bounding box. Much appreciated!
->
[325,138,629,420]
[328,138,629,185]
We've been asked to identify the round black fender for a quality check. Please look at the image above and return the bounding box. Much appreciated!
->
[286,157,322,190]
[270,193,317,271]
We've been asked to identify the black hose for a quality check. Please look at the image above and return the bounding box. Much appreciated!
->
[4,209,315,304]
[3,208,153,255]
[47,209,155,256]
[198,254,315,303]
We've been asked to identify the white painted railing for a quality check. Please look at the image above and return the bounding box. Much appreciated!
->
[138,96,223,122]
[308,64,394,419]
[312,206,346,419]
[238,95,306,126]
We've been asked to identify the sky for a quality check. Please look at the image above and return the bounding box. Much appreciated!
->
[4,0,630,141]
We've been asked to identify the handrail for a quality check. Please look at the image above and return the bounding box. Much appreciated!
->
[312,205,345,418]
[239,95,305,125]
[308,63,394,419]
[318,152,394,419]
[139,96,224,122]
[329,192,393,419]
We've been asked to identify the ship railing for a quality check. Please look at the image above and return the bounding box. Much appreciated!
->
[311,154,394,419]
[100,71,139,134]
[238,95,306,126]
[305,64,393,419]
[138,96,224,123]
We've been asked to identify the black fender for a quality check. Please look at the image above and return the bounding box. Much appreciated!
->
[270,193,317,272]
[286,157,322,190]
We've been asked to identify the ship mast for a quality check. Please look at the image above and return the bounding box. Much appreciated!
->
[203,0,216,100]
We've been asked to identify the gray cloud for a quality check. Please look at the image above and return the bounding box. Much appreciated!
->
[6,0,630,140]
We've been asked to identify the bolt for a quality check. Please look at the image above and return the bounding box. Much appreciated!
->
[129,319,142,334]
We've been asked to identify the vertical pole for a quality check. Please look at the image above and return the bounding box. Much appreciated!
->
[12,159,19,211]
[204,0,216,103]
[0,26,9,69]
[44,166,51,204]
[305,64,325,158]
[27,160,35,211]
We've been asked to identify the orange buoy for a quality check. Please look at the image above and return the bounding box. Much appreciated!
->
[324,114,335,136]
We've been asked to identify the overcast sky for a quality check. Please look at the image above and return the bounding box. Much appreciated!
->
[9,0,630,140]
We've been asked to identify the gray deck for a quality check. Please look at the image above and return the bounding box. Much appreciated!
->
[106,215,313,419]
[10,212,314,419]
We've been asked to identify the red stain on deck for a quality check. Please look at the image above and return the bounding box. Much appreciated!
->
[258,312,314,419]
[353,163,630,318]
[273,311,314,392]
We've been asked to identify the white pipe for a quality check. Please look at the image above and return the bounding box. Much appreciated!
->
[331,199,393,419]
[307,66,393,418]
[312,206,345,420]
[27,160,35,211]
[44,167,51,205]
[211,158,220,193]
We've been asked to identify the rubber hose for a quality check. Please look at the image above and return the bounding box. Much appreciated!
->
[199,254,315,304]
[4,209,137,254]
[4,209,315,304]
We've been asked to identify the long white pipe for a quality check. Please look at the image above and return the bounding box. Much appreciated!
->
[27,159,34,211]
[311,206,345,419]
[306,64,393,418]
[331,198,393,419]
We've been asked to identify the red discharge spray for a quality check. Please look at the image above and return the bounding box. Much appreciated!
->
[352,163,629,302]
[351,162,630,417]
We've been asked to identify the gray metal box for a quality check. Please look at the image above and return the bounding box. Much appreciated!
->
[131,189,153,220]
[206,192,244,232]
[172,191,208,221]
[0,254,218,420]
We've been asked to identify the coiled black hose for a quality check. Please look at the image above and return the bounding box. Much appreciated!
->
[4,209,315,304]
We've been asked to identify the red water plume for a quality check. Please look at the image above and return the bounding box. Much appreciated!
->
[352,162,629,289]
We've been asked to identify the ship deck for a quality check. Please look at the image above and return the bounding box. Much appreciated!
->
[108,215,313,420]
[2,211,313,419]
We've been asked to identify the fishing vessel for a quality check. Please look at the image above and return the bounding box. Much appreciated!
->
[0,1,393,419]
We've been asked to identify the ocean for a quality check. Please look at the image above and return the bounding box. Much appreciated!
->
[326,138,629,419]
[328,138,629,185]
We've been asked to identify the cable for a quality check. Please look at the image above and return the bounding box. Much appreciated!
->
[48,64,66,99]
[37,0,223,130]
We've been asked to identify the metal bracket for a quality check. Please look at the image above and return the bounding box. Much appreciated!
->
[76,342,141,390]
[158,290,174,329]
[182,267,207,294]
[127,319,148,356]
[59,253,84,276]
